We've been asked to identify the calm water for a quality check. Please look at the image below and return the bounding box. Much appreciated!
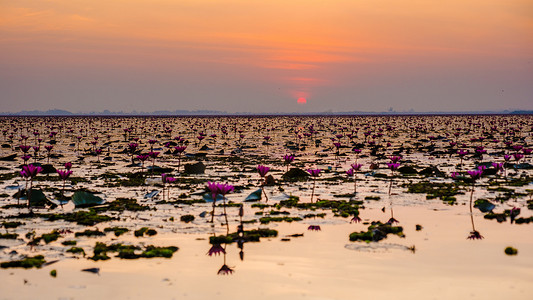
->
[0,115,532,299]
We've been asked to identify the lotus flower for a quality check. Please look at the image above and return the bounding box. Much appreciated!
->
[207,244,226,256]
[257,165,270,177]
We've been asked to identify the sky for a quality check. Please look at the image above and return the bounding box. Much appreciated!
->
[1,0,532,113]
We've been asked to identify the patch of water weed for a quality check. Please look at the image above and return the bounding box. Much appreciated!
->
[504,247,518,255]
[0,255,46,269]
[156,199,205,205]
[259,216,303,224]
[134,227,157,237]
[75,229,105,237]
[104,227,129,237]
[31,230,61,244]
[0,233,19,239]
[349,221,404,242]
[209,228,278,244]
[92,198,152,213]
[2,221,24,229]
[66,247,86,256]
[180,215,195,223]
[277,197,361,217]
[37,210,115,226]
[405,181,462,201]
[89,242,177,260]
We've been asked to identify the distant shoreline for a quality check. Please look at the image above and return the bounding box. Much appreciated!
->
[0,110,531,117]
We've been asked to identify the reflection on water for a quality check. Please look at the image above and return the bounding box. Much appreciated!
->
[217,245,234,276]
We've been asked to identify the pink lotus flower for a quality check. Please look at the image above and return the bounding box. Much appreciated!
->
[217,264,234,275]
[307,225,321,231]
[217,183,234,196]
[283,154,295,164]
[350,216,361,223]
[148,151,160,159]
[457,149,469,157]
[64,162,72,170]
[512,153,524,161]
[386,163,400,171]
[19,145,31,153]
[346,169,354,176]
[128,143,138,151]
[57,169,73,180]
[174,146,186,153]
[387,217,399,224]
[21,164,43,178]
[492,162,504,173]
[467,169,483,181]
[137,154,149,162]
[389,156,402,163]
[257,165,270,177]
[467,230,484,240]
[351,163,362,171]
[207,244,226,256]
[307,169,321,177]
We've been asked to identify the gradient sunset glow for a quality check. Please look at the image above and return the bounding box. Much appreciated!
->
[1,0,532,113]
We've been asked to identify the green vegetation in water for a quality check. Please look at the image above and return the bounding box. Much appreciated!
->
[251,203,271,209]
[50,269,57,277]
[66,247,86,256]
[259,216,303,224]
[209,228,278,244]
[89,242,178,260]
[156,199,205,205]
[504,247,518,255]
[61,240,77,246]
[364,196,381,201]
[180,215,195,223]
[75,229,105,237]
[217,201,242,207]
[303,213,326,218]
[134,227,157,237]
[104,227,129,237]
[277,197,361,217]
[138,246,178,258]
[484,212,507,222]
[514,217,533,224]
[0,255,46,269]
[0,233,18,239]
[406,181,462,201]
[37,210,115,226]
[349,221,405,242]
[92,198,152,213]
[2,221,24,229]
[507,176,533,187]
[33,230,61,244]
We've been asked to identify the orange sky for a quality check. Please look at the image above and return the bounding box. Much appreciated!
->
[1,0,532,112]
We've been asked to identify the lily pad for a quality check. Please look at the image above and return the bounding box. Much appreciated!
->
[474,199,495,213]
[14,189,49,206]
[203,193,224,202]
[144,190,159,199]
[72,191,105,208]
[244,189,262,202]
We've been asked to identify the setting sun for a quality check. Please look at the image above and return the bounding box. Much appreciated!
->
[297,97,307,104]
